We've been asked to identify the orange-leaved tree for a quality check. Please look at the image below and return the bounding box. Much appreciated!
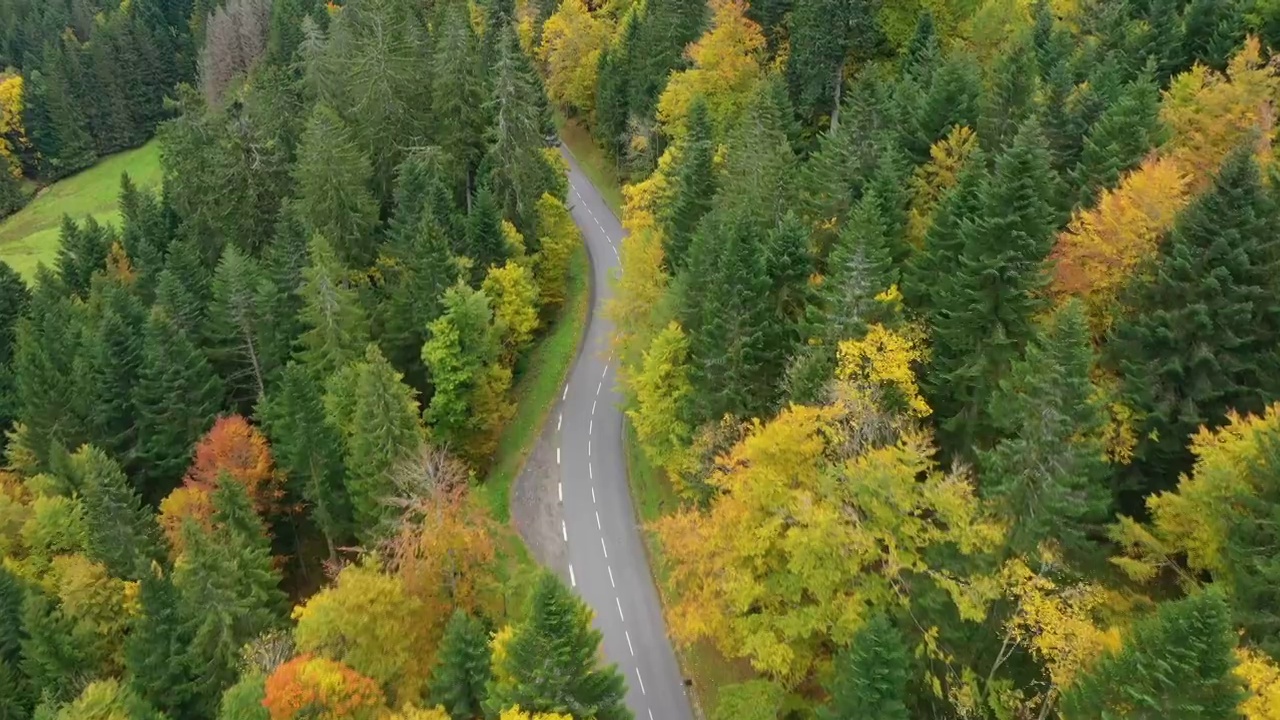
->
[262,654,386,720]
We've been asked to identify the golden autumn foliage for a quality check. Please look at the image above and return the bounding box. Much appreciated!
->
[538,0,612,118]
[1049,157,1193,335]
[498,708,574,720]
[482,260,541,358]
[532,193,578,311]
[43,554,135,677]
[262,654,386,720]
[836,322,931,419]
[1161,37,1279,189]
[653,396,1000,680]
[655,0,765,140]
[628,321,693,478]
[907,125,979,248]
[1112,404,1280,586]
[0,74,26,177]
[157,486,215,556]
[1237,647,1280,720]
[382,706,451,720]
[293,562,432,703]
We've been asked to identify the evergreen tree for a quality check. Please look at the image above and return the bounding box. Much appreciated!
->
[464,184,509,282]
[429,610,491,720]
[76,445,161,580]
[118,174,174,305]
[293,104,380,268]
[928,121,1058,453]
[125,566,198,719]
[0,166,24,218]
[24,47,96,180]
[786,0,883,124]
[20,588,89,704]
[823,191,898,342]
[54,215,111,299]
[818,615,909,720]
[866,142,911,265]
[207,245,278,411]
[155,237,212,338]
[980,40,1038,153]
[13,268,86,468]
[79,277,147,466]
[258,362,351,558]
[134,308,224,503]
[323,344,422,535]
[1140,0,1186,86]
[486,572,630,720]
[1059,592,1243,719]
[380,214,458,393]
[266,0,318,66]
[981,301,1111,558]
[593,40,629,160]
[1181,0,1243,71]
[904,148,987,324]
[0,261,30,443]
[431,4,488,200]
[177,480,286,717]
[0,567,30,718]
[1112,146,1280,498]
[908,51,982,165]
[1075,70,1165,206]
[296,235,371,381]
[661,97,716,272]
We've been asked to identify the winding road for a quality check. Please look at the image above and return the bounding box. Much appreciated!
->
[546,147,695,720]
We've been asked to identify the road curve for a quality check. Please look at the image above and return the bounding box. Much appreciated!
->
[553,147,695,720]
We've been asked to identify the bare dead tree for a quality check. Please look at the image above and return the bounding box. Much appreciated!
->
[198,0,273,106]
[377,441,473,545]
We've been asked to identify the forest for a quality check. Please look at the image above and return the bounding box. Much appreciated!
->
[2,0,1280,718]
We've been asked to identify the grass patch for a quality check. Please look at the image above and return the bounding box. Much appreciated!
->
[555,113,625,217]
[0,141,162,280]
[623,423,757,717]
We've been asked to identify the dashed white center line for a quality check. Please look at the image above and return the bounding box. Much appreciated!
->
[595,511,601,529]
[561,521,567,542]
[603,363,609,377]
[635,667,646,695]
[648,709,654,720]
[597,381,602,395]
[592,400,597,415]
[589,463,593,480]
[557,447,560,465]
[601,537,608,558]
[557,413,562,431]
[615,596,625,621]
[608,565,615,587]
[625,630,634,656]
[562,386,568,400]
[569,564,576,587]
[589,419,593,435]
[591,486,597,503]
[558,482,562,502]
[588,440,592,456]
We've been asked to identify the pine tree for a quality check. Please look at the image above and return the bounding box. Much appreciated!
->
[662,97,716,272]
[323,344,423,535]
[177,480,286,717]
[0,567,30,717]
[296,235,371,381]
[13,268,87,468]
[1059,592,1243,719]
[1112,146,1280,497]
[266,0,318,66]
[155,237,212,338]
[134,308,224,503]
[20,588,89,704]
[431,4,488,199]
[464,184,509,282]
[118,174,174,305]
[125,565,198,719]
[75,445,161,580]
[257,361,352,558]
[207,245,278,411]
[593,40,629,160]
[818,615,909,720]
[786,0,883,124]
[54,215,111,299]
[0,166,24,218]
[981,301,1111,558]
[980,40,1038,153]
[908,51,982,165]
[1075,70,1165,206]
[0,261,30,443]
[293,104,380,268]
[429,610,491,720]
[380,213,458,393]
[1140,0,1186,86]
[486,572,629,720]
[78,279,146,466]
[1181,0,1243,72]
[928,121,1058,454]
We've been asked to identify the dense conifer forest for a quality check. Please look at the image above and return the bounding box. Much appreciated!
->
[2,0,1280,718]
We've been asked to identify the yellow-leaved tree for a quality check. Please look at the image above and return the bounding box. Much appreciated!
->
[1049,156,1192,336]
[498,708,573,720]
[538,0,613,119]
[653,324,1000,682]
[532,193,579,312]
[906,125,979,248]
[482,260,541,359]
[0,74,26,178]
[627,321,693,480]
[655,0,765,140]
[1237,647,1280,720]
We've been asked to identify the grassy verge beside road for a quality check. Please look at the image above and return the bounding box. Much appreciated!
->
[555,113,625,217]
[0,141,161,279]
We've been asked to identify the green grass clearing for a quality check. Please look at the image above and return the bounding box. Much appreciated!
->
[623,423,758,717]
[0,141,162,280]
[555,113,625,217]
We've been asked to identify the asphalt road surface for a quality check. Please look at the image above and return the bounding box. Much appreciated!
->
[554,146,696,720]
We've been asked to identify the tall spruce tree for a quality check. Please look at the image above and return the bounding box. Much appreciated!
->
[486,572,630,720]
[1111,146,1280,498]
[0,261,30,444]
[980,301,1111,558]
[54,215,111,299]
[380,214,458,393]
[662,97,716,272]
[907,51,982,165]
[125,566,198,719]
[75,445,161,580]
[818,615,910,720]
[980,40,1039,153]
[207,245,278,411]
[1059,592,1243,719]
[904,147,987,323]
[133,307,224,503]
[429,610,492,720]
[786,0,883,125]
[928,121,1058,454]
[1075,70,1165,206]
[296,235,371,381]
[431,4,488,200]
[293,104,380,268]
[13,268,86,468]
[464,184,510,283]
